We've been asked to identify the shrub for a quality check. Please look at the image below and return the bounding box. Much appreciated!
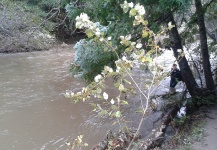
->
[71,39,116,82]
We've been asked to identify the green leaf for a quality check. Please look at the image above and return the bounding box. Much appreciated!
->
[147,57,152,63]
[85,29,94,38]
[135,109,143,113]
[125,46,134,52]
[143,20,148,26]
[139,64,146,70]
[121,100,128,105]
[142,30,149,38]
[104,47,109,52]
[124,79,131,85]
[120,4,129,13]
[99,109,108,116]
[115,111,121,118]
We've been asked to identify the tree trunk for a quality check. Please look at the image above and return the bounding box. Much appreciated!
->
[166,14,199,96]
[195,0,216,95]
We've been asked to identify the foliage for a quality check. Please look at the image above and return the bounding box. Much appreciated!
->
[159,0,191,12]
[70,22,117,82]
[65,0,195,80]
[65,2,83,22]
[190,122,205,142]
[67,0,174,120]
[68,0,161,81]
[37,0,60,11]
[182,120,206,149]
[68,1,142,81]
[65,1,176,149]
[71,38,116,82]
[172,116,189,126]
[65,0,124,25]
[180,81,216,109]
[11,0,60,11]
[187,94,216,107]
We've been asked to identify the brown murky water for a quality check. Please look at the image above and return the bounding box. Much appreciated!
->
[0,46,167,150]
[0,47,115,150]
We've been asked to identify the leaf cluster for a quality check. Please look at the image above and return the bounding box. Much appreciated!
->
[71,39,116,82]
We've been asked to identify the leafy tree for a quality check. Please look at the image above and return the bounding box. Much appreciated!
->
[65,0,217,97]
[65,4,170,149]
[71,38,116,82]
[67,0,145,81]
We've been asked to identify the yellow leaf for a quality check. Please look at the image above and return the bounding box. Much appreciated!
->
[141,57,146,63]
[124,79,131,85]
[121,100,128,105]
[142,30,149,38]
[85,29,93,38]
[143,20,148,26]
[112,121,117,125]
[118,84,124,91]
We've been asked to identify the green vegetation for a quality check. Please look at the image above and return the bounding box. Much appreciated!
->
[71,39,116,82]
[67,0,143,81]
[190,95,216,107]
[63,0,217,149]
[66,0,217,96]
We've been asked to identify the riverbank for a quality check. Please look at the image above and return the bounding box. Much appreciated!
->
[159,103,217,150]
[0,0,55,53]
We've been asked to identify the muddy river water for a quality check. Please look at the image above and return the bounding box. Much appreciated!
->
[0,48,116,150]
[0,47,166,150]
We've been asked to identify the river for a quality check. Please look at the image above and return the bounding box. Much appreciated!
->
[0,46,175,150]
[0,47,118,150]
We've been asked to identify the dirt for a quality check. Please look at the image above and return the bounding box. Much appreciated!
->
[191,104,217,150]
